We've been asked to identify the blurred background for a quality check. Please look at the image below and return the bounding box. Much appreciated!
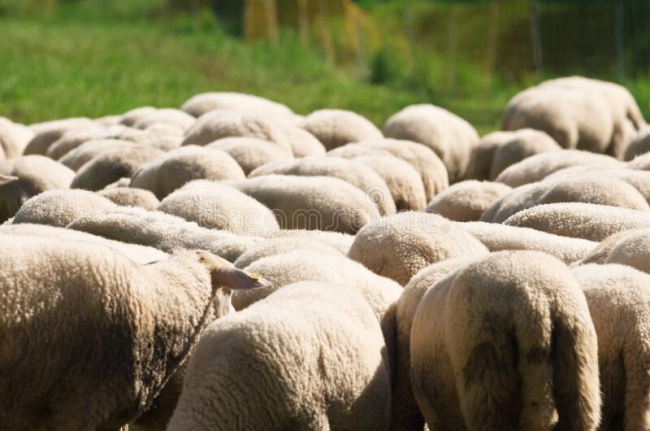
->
[1,0,649,134]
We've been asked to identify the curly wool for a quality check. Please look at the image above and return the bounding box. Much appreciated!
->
[205,137,293,175]
[59,139,141,171]
[24,117,96,155]
[97,186,160,210]
[233,237,342,269]
[425,180,511,222]
[300,109,383,151]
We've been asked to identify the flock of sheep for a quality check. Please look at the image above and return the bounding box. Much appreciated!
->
[3,76,650,431]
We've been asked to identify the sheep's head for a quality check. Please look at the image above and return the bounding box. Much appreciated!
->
[0,173,19,187]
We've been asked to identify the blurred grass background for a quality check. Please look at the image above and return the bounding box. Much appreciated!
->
[1,0,649,135]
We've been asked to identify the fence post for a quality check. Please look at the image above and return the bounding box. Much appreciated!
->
[529,0,542,81]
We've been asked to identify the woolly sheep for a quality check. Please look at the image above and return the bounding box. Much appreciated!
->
[261,228,354,254]
[348,211,488,285]
[23,117,96,155]
[393,256,485,431]
[465,131,511,181]
[232,175,381,234]
[167,282,391,431]
[624,126,650,161]
[411,251,601,431]
[133,108,196,132]
[0,156,75,223]
[130,146,245,199]
[299,109,383,151]
[495,149,621,187]
[249,157,396,215]
[181,92,295,119]
[181,110,291,149]
[119,106,157,127]
[205,137,293,175]
[572,264,650,431]
[46,124,153,160]
[157,180,279,236]
[459,221,597,264]
[627,151,650,171]
[282,127,326,157]
[70,146,164,191]
[425,180,511,222]
[384,104,479,182]
[0,235,269,431]
[59,139,140,171]
[94,114,122,126]
[67,206,260,262]
[504,202,650,241]
[0,117,34,160]
[12,189,117,227]
[233,237,342,269]
[97,186,160,210]
[578,228,650,274]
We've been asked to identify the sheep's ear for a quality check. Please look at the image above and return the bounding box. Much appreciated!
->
[197,251,273,290]
[0,174,18,187]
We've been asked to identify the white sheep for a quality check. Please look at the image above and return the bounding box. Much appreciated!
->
[572,264,650,431]
[119,106,157,127]
[167,281,391,431]
[411,251,601,431]
[59,139,141,171]
[0,117,34,160]
[348,211,488,285]
[181,92,295,119]
[282,127,326,157]
[205,137,293,175]
[24,117,96,155]
[299,109,383,150]
[425,180,512,222]
[0,235,270,431]
[232,236,342,269]
[129,146,245,199]
[384,104,479,182]
[624,125,650,161]
[132,108,196,133]
[97,186,160,210]
[577,227,650,274]
[157,180,280,236]
[260,228,354,254]
[45,124,153,160]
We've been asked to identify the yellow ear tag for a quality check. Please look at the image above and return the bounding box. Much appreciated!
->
[249,273,261,280]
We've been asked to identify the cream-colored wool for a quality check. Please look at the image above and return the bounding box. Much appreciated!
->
[0,236,268,431]
[46,125,154,160]
[233,237,342,269]
[495,149,621,187]
[167,282,391,431]
[0,117,34,160]
[59,139,141,171]
[260,228,354,254]
[249,157,396,215]
[384,104,479,182]
[157,180,279,236]
[348,211,488,285]
[23,117,96,155]
[181,92,295,119]
[425,180,511,222]
[12,189,117,227]
[132,108,196,133]
[119,106,157,127]
[393,256,486,431]
[459,221,597,264]
[572,264,650,431]
[299,109,383,151]
[181,110,291,149]
[70,146,164,191]
[0,222,167,264]
[94,114,122,126]
[97,186,160,210]
[205,137,293,175]
[624,126,650,161]
[282,127,326,157]
[67,206,260,262]
[129,146,245,199]
[465,131,512,181]
[232,175,381,234]
[0,155,75,223]
[577,228,650,274]
[411,251,601,431]
[504,202,650,242]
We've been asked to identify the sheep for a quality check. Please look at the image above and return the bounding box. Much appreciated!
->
[624,126,650,161]
[59,139,141,171]
[181,92,295,119]
[299,109,383,151]
[129,146,245,199]
[97,186,160,210]
[348,211,488,285]
[233,237,342,269]
[0,155,75,223]
[504,202,650,242]
[205,137,293,175]
[283,127,326,157]
[181,110,291,149]
[157,180,280,236]
[132,108,196,133]
[0,235,269,431]
[249,157,396,215]
[467,129,561,181]
[260,228,354,254]
[425,180,511,222]
[119,106,157,127]
[70,146,164,191]
[384,104,479,182]
[167,281,391,431]
[627,151,650,171]
[495,149,621,187]
[67,206,261,262]
[23,117,96,155]
[393,256,486,431]
[94,114,122,126]
[0,117,34,160]
[0,222,167,264]
[45,125,154,160]
[483,176,650,223]
[231,175,381,234]
[571,264,650,431]
[12,189,118,227]
[577,228,650,274]
[459,221,597,264]
[411,251,601,431]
